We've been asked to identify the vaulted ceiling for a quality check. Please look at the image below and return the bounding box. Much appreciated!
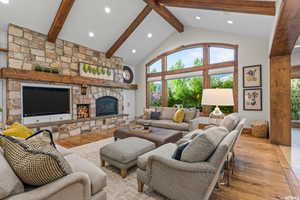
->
[0,0,276,66]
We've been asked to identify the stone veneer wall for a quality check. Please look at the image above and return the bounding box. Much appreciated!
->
[6,24,128,140]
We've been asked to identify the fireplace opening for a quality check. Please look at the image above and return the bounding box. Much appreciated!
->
[77,104,90,119]
[96,96,118,116]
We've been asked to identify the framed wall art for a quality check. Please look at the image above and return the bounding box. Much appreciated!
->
[243,88,263,111]
[243,65,262,88]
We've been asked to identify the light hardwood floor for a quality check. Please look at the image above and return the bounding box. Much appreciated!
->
[57,130,300,200]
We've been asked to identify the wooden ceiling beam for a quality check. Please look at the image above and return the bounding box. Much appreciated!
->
[105,5,153,58]
[144,0,184,32]
[270,0,300,57]
[158,0,276,16]
[48,0,75,43]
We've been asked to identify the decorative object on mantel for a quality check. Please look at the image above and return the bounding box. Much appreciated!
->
[243,65,262,88]
[34,65,59,74]
[251,120,268,138]
[201,88,234,123]
[243,88,262,111]
[79,63,114,80]
[81,84,88,95]
[123,65,134,83]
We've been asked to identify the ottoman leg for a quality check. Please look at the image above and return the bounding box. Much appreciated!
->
[101,160,105,167]
[121,168,128,178]
[138,179,144,192]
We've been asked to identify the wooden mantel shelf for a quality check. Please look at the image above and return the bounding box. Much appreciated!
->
[0,48,8,52]
[0,68,138,90]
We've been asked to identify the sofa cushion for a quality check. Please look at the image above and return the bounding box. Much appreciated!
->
[173,109,185,123]
[0,152,24,199]
[172,142,190,161]
[181,127,229,163]
[0,135,72,186]
[151,120,189,131]
[176,129,204,145]
[143,108,155,120]
[64,154,106,195]
[183,109,197,123]
[220,113,241,131]
[160,107,177,120]
[138,143,177,170]
[100,137,155,164]
[136,119,153,126]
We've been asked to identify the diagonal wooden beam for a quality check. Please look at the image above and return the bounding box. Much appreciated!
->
[144,0,184,33]
[158,0,276,16]
[270,0,300,57]
[48,0,75,43]
[105,5,153,58]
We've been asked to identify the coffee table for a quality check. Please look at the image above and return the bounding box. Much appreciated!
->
[114,127,183,147]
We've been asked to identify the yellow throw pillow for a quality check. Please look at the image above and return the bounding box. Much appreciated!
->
[173,109,185,123]
[3,122,33,138]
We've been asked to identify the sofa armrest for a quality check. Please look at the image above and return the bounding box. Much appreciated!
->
[189,117,204,131]
[6,173,91,200]
[148,155,216,173]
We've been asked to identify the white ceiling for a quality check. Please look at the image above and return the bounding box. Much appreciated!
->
[0,0,276,66]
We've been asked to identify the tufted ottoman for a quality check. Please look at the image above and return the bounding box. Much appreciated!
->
[100,137,155,178]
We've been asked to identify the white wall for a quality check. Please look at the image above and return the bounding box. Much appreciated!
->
[135,27,270,126]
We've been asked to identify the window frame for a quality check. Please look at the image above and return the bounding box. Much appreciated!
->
[146,43,239,115]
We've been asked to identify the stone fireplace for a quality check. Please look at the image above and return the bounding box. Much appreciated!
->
[96,96,118,117]
[77,104,90,119]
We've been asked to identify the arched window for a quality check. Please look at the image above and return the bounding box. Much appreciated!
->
[146,43,238,115]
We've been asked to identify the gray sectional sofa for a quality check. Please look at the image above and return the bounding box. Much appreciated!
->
[0,145,107,200]
[137,113,246,200]
[137,107,203,132]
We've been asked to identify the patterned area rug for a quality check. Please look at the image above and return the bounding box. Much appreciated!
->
[70,138,167,200]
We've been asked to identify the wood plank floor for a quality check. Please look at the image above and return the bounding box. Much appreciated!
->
[58,130,300,200]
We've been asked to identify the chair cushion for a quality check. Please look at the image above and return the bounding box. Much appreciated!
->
[138,143,177,170]
[173,109,185,123]
[0,152,24,199]
[160,107,177,120]
[151,120,189,131]
[183,109,197,123]
[0,135,72,186]
[64,154,106,195]
[220,113,241,132]
[172,142,190,161]
[181,127,229,163]
[100,137,155,164]
[176,129,204,145]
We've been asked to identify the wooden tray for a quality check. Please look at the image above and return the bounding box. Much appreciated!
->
[129,125,152,134]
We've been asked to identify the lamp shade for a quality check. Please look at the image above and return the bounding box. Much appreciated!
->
[201,89,234,106]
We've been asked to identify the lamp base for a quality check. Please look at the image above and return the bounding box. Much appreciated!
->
[209,106,225,119]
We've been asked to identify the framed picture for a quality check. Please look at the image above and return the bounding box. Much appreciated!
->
[243,88,263,111]
[243,65,262,88]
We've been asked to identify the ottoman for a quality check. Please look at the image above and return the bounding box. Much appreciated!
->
[100,137,155,178]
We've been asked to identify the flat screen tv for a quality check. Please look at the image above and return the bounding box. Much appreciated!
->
[22,86,70,117]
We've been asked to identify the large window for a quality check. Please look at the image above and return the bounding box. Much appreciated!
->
[146,43,238,114]
[291,79,300,121]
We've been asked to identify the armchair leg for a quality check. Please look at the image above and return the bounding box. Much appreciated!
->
[138,180,144,193]
[121,169,128,178]
[101,160,105,167]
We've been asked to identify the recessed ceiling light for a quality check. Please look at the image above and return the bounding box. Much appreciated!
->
[295,45,300,49]
[195,16,201,20]
[147,33,153,38]
[104,6,111,14]
[0,0,9,4]
[132,49,136,54]
[89,32,95,37]
[227,20,233,24]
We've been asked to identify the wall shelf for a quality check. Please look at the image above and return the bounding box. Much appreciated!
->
[0,68,138,90]
[0,48,8,52]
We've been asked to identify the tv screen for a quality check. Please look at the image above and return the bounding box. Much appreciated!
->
[23,86,70,117]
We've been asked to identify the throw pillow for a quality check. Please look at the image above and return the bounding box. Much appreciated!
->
[0,134,72,186]
[172,142,190,161]
[220,113,241,132]
[160,107,177,120]
[150,112,161,120]
[183,109,197,123]
[173,109,185,123]
[181,127,229,163]
[3,122,33,138]
[143,108,155,120]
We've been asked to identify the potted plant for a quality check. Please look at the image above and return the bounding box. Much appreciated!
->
[97,67,101,75]
[83,64,89,73]
[34,65,43,72]
[42,67,51,73]
[107,68,112,76]
[51,68,59,74]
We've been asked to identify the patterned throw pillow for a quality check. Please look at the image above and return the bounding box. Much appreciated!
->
[0,134,72,186]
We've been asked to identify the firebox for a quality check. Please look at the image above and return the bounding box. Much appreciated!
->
[96,96,118,116]
[77,104,90,119]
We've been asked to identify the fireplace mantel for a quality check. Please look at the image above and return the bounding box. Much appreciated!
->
[0,68,138,90]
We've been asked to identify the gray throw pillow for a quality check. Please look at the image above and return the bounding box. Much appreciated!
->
[181,127,229,163]
[183,109,197,122]
[160,107,177,120]
[220,113,241,132]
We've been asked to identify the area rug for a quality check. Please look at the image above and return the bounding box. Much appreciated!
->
[70,138,167,200]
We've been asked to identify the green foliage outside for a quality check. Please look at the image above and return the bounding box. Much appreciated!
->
[210,74,234,114]
[291,79,300,120]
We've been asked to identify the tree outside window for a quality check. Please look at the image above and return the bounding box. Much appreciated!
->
[149,81,162,106]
